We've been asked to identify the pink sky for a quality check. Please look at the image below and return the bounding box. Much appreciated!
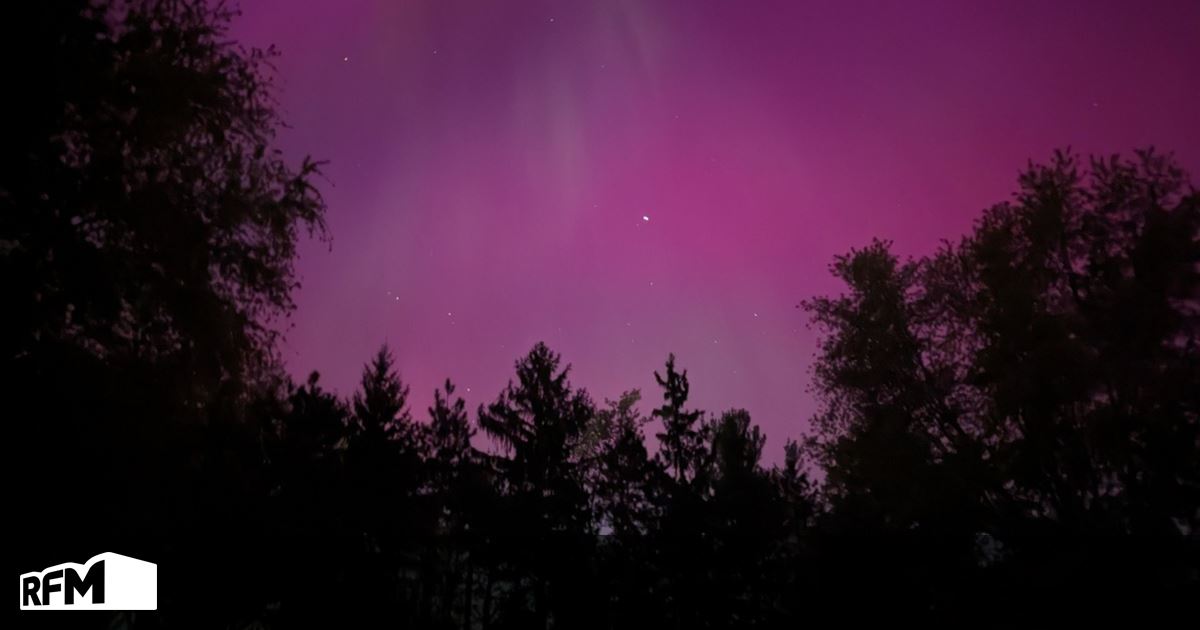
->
[232,0,1200,460]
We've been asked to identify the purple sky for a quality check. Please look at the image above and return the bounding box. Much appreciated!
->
[232,0,1200,459]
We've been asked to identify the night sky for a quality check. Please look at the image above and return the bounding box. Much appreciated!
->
[232,0,1200,456]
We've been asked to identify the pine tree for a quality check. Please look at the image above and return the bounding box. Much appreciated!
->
[350,345,414,453]
[653,354,706,486]
[477,342,598,628]
[343,344,426,625]
[421,379,478,628]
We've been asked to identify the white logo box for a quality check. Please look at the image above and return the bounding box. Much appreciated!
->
[19,552,157,611]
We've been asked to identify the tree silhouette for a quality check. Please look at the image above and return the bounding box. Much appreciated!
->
[340,344,432,625]
[5,2,325,626]
[3,0,325,396]
[590,391,666,627]
[804,149,1200,626]
[261,372,352,627]
[648,354,715,629]
[350,345,417,454]
[706,409,780,627]
[477,342,599,628]
[589,390,660,541]
[423,379,484,628]
[429,380,475,472]
[653,354,706,486]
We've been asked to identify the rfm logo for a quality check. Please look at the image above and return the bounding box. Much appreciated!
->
[19,552,156,611]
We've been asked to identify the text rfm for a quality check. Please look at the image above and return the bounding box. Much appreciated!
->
[22,560,103,607]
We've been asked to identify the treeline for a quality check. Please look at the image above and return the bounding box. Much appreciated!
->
[12,150,1198,630]
[248,343,806,628]
[5,2,1199,629]
[229,146,1200,630]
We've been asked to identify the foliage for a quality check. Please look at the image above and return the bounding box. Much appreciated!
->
[803,149,1200,625]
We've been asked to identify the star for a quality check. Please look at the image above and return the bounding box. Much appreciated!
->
[342,56,349,62]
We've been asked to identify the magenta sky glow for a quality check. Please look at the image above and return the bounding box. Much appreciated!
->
[232,0,1200,459]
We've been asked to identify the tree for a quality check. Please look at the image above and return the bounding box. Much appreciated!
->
[588,390,661,541]
[653,354,707,486]
[277,371,349,466]
[429,379,474,473]
[343,345,428,625]
[2,0,325,398]
[350,344,417,455]
[804,149,1200,625]
[705,409,779,628]
[424,379,483,629]
[710,409,765,484]
[764,439,818,624]
[478,343,595,530]
[262,372,353,627]
[477,342,599,628]
[582,391,667,626]
[4,3,326,626]
[648,354,718,629]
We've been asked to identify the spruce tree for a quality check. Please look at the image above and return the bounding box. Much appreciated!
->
[652,354,706,486]
[477,342,598,628]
